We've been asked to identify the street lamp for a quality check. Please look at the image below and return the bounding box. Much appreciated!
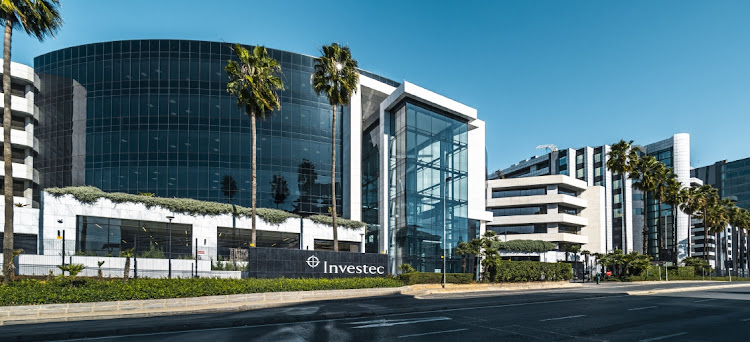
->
[167,215,174,278]
[443,176,453,289]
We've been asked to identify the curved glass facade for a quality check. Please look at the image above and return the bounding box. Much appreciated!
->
[32,39,377,214]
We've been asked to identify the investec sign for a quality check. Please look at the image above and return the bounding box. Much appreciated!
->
[306,255,385,275]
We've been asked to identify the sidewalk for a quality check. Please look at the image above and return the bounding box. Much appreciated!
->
[0,281,577,327]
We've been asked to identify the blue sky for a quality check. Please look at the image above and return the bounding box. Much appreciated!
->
[11,0,750,172]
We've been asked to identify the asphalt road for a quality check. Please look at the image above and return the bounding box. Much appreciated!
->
[4,282,750,341]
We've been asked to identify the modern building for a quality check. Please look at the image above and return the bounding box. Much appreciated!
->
[486,175,606,261]
[692,157,750,274]
[0,60,39,207]
[491,133,692,263]
[1,39,491,274]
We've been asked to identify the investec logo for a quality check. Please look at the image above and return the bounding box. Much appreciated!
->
[306,255,385,275]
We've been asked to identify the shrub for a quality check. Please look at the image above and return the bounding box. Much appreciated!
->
[399,272,474,285]
[0,277,404,306]
[138,244,166,259]
[45,186,299,225]
[399,263,416,274]
[57,264,86,277]
[496,240,556,253]
[309,214,366,229]
[678,266,695,277]
[491,261,572,282]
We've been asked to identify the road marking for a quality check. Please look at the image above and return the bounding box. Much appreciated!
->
[397,328,468,338]
[693,298,716,303]
[55,294,630,341]
[629,306,658,311]
[740,318,750,322]
[639,332,687,341]
[539,314,586,321]
[350,316,451,329]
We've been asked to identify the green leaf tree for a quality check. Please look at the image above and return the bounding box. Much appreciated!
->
[312,43,359,252]
[1,0,62,284]
[606,140,640,252]
[225,44,284,248]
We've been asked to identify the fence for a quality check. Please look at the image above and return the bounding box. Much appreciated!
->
[0,253,242,279]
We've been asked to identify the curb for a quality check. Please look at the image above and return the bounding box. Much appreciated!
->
[626,282,750,295]
[0,286,410,327]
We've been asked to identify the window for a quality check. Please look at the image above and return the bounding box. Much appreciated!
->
[594,153,601,163]
[491,206,546,216]
[488,224,547,234]
[558,187,578,197]
[491,187,545,198]
[559,224,581,234]
[558,205,579,216]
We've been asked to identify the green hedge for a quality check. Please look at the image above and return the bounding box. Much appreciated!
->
[46,186,299,224]
[399,272,474,285]
[308,214,366,229]
[678,266,695,277]
[493,261,572,282]
[0,277,403,306]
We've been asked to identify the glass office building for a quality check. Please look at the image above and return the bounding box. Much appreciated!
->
[19,40,490,273]
[387,102,469,272]
[34,40,349,215]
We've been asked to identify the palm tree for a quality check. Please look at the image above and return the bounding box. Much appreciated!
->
[679,185,705,259]
[581,250,591,281]
[606,140,640,253]
[455,241,472,273]
[727,205,746,276]
[312,43,359,252]
[661,172,682,263]
[696,185,719,262]
[1,0,62,284]
[121,248,134,281]
[631,155,661,256]
[651,165,670,261]
[225,44,284,248]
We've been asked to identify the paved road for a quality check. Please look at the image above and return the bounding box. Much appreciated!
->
[3,282,750,341]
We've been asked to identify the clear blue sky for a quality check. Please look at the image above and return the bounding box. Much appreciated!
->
[11,0,750,172]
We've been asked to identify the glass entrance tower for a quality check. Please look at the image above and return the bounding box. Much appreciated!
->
[388,102,469,272]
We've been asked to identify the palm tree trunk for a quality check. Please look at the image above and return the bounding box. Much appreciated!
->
[687,214,691,258]
[331,105,338,252]
[251,112,257,247]
[643,192,649,255]
[703,209,708,262]
[2,17,14,284]
[657,198,663,260]
[621,174,627,253]
[124,256,130,281]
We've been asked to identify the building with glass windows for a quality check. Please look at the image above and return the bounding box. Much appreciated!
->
[1,40,491,274]
[486,175,606,261]
[491,133,692,263]
[692,157,750,275]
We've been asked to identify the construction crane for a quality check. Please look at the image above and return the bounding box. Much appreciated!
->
[536,144,558,153]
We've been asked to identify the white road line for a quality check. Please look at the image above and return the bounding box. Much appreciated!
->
[54,294,630,341]
[740,318,750,322]
[693,298,717,303]
[639,332,687,341]
[397,328,468,339]
[539,314,586,322]
[628,306,658,311]
[351,316,451,329]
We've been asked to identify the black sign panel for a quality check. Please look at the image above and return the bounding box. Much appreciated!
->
[245,247,388,278]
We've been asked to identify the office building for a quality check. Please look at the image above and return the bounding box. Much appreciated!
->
[692,157,750,274]
[0,40,491,274]
[486,175,606,262]
[492,133,691,263]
